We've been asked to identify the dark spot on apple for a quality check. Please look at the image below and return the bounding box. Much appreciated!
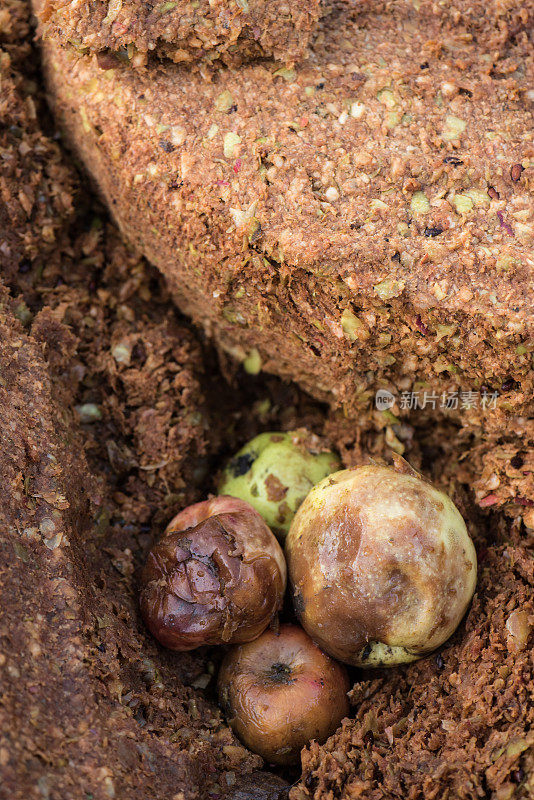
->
[229,453,256,477]
[360,643,372,661]
[293,587,305,617]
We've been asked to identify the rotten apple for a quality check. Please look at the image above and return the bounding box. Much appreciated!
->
[218,624,350,765]
[285,463,477,667]
[140,496,286,651]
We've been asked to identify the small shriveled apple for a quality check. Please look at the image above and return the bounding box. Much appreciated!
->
[139,496,286,651]
[218,624,350,765]
[286,463,477,667]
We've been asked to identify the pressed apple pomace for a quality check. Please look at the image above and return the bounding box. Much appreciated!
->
[285,465,478,667]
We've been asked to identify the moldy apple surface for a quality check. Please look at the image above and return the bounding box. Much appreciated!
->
[219,431,340,537]
[286,464,477,666]
[140,496,286,650]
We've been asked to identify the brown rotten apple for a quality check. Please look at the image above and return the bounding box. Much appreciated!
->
[286,463,477,667]
[218,624,350,765]
[139,497,286,651]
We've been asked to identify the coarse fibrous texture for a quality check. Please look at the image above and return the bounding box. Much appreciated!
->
[139,496,286,650]
[0,7,291,795]
[0,282,274,799]
[37,0,321,66]
[0,4,74,276]
[38,0,534,425]
[3,0,534,797]
[292,543,534,800]
[286,462,477,666]
[323,387,534,537]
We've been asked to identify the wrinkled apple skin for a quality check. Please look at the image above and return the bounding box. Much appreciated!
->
[218,624,350,765]
[286,465,477,667]
[218,431,341,539]
[140,497,286,651]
